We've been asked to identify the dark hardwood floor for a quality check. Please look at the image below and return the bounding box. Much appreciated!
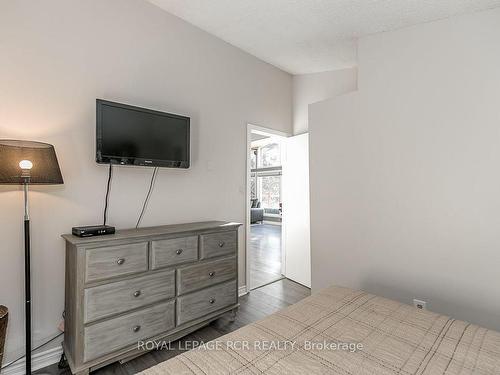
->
[36,279,310,375]
[249,223,283,289]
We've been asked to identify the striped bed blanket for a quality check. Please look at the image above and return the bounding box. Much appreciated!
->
[141,286,500,374]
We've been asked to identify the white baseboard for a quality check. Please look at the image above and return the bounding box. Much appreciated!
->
[238,285,248,297]
[1,346,62,375]
[1,287,249,375]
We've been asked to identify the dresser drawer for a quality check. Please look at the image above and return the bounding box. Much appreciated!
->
[84,269,175,323]
[84,301,175,362]
[151,236,198,269]
[177,256,237,295]
[177,280,237,325]
[199,231,237,259]
[85,243,148,283]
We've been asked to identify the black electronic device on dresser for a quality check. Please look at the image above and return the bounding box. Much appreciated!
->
[72,224,115,237]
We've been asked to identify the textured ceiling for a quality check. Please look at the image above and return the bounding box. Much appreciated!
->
[148,0,500,74]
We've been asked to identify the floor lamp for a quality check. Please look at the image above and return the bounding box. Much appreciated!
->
[0,140,63,374]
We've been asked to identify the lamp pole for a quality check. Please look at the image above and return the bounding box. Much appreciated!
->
[22,170,31,374]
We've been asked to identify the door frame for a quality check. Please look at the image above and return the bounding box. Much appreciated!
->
[245,123,289,292]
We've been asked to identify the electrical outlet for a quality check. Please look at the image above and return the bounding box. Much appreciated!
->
[413,299,427,310]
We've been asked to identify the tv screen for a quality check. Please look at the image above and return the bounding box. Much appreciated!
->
[96,99,190,168]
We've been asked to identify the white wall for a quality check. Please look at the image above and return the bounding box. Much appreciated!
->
[282,133,311,287]
[0,0,292,362]
[310,8,500,330]
[292,68,357,135]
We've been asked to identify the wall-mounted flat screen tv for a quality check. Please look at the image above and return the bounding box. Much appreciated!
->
[96,99,190,168]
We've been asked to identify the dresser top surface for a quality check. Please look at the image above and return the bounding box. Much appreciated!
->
[62,221,241,246]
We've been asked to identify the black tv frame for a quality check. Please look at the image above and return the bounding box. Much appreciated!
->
[96,99,190,168]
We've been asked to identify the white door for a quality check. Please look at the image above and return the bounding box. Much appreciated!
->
[282,133,311,287]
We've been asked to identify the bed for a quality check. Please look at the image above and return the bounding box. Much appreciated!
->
[141,286,500,374]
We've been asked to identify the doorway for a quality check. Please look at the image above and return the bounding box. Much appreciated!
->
[246,125,287,290]
[245,125,312,293]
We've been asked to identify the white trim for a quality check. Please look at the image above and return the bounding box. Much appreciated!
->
[1,346,62,375]
[246,125,252,294]
[245,123,290,291]
[247,124,289,138]
[238,285,248,297]
[280,135,288,279]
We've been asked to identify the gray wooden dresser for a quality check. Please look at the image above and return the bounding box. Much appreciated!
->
[62,221,241,374]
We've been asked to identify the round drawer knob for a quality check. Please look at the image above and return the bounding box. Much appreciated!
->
[209,271,215,277]
[209,298,216,304]
[218,241,225,247]
[132,325,141,333]
[176,249,183,255]
[133,290,141,298]
[116,258,125,265]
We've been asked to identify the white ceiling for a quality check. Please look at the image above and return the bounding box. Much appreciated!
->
[149,0,500,74]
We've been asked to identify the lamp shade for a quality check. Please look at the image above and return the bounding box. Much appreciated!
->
[0,140,63,184]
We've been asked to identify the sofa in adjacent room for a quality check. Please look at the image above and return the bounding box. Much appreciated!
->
[250,199,264,224]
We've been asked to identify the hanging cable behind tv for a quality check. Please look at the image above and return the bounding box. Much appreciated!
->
[72,164,116,237]
[72,164,160,236]
[136,167,159,228]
